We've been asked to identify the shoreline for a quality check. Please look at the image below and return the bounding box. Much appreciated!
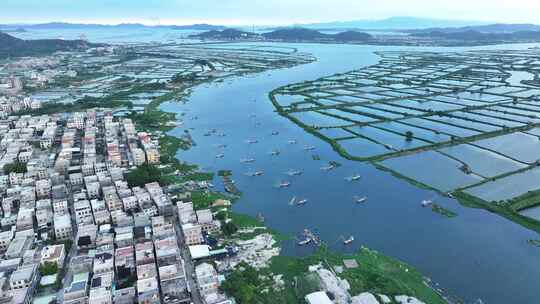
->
[144,51,450,303]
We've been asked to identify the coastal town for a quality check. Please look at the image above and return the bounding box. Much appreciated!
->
[0,37,454,304]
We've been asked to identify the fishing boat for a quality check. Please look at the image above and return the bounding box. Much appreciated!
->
[269,150,281,156]
[343,236,355,245]
[240,158,255,163]
[345,174,361,182]
[296,199,308,206]
[421,200,433,207]
[355,196,368,204]
[286,169,303,176]
[320,164,336,171]
[215,154,225,159]
[278,181,291,188]
[298,238,311,246]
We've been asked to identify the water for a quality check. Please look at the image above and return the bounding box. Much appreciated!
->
[16,28,540,303]
[160,42,540,304]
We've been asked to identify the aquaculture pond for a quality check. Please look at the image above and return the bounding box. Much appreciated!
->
[465,167,540,202]
[159,42,540,304]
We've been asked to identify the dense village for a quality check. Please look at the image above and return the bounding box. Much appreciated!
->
[0,107,250,304]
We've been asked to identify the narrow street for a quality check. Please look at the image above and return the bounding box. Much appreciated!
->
[173,215,204,304]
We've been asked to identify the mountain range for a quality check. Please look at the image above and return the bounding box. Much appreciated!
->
[407,23,540,34]
[190,28,372,42]
[288,16,489,30]
[0,32,97,58]
[0,22,227,31]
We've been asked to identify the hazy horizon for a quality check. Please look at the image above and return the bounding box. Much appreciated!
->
[2,0,540,26]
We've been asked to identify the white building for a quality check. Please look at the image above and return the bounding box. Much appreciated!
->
[54,213,73,241]
[182,223,204,246]
[195,263,220,302]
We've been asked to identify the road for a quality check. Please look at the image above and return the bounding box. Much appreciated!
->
[173,215,204,304]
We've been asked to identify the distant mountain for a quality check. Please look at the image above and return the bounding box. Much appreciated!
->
[295,16,488,30]
[332,31,373,41]
[408,23,540,34]
[263,28,328,40]
[411,30,540,42]
[262,28,372,42]
[0,22,227,31]
[189,28,258,40]
[170,24,227,31]
[0,32,97,58]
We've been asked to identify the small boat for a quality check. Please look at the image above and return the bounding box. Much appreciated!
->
[215,154,225,159]
[217,133,227,137]
[345,174,361,182]
[289,196,297,205]
[421,200,433,207]
[271,131,280,136]
[288,140,297,144]
[286,169,303,176]
[298,238,311,246]
[253,171,264,176]
[320,165,336,171]
[278,181,291,188]
[217,144,227,149]
[355,196,368,204]
[256,212,265,222]
[269,150,281,156]
[303,146,316,151]
[245,139,258,144]
[296,199,308,206]
[343,236,355,245]
[240,158,256,163]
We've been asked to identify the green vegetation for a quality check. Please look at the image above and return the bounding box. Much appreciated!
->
[230,213,263,228]
[454,191,540,233]
[190,190,231,210]
[126,164,164,187]
[222,247,446,304]
[405,131,414,142]
[39,262,58,276]
[171,72,199,83]
[222,222,239,236]
[127,110,176,132]
[221,262,299,304]
[218,170,233,177]
[159,136,192,164]
[3,161,27,174]
[430,204,457,218]
[506,189,540,211]
[182,172,214,182]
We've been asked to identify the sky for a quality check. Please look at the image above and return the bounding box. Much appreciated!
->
[2,0,540,25]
